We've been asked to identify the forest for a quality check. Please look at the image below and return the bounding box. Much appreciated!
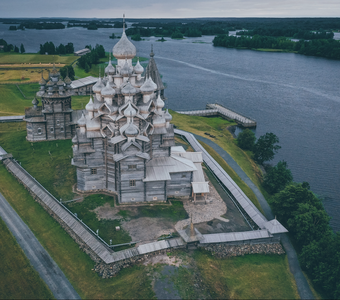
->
[213,34,340,60]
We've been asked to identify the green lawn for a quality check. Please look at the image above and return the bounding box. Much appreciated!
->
[0,123,76,200]
[0,217,54,299]
[66,194,132,247]
[0,53,77,64]
[194,250,299,299]
[0,85,33,116]
[0,163,155,299]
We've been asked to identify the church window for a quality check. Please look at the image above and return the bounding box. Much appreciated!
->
[129,180,136,187]
[153,196,158,200]
[56,120,60,126]
[128,165,137,170]
[181,174,187,178]
[37,128,42,135]
[60,127,64,132]
[50,127,54,133]
[91,168,97,175]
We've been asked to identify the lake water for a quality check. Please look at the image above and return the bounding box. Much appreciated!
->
[1,24,339,231]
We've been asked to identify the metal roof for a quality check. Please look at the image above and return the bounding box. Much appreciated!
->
[192,182,210,194]
[200,229,272,244]
[263,219,288,234]
[175,152,203,163]
[144,155,197,182]
[171,146,186,153]
[71,76,97,89]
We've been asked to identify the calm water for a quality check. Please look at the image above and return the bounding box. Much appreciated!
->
[1,24,339,231]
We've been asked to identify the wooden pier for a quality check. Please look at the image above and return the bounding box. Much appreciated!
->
[176,103,256,128]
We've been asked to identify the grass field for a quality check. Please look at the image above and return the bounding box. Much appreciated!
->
[0,217,54,299]
[0,84,33,116]
[0,53,77,65]
[0,163,155,299]
[194,250,299,299]
[0,68,48,83]
[171,111,267,200]
[0,123,76,200]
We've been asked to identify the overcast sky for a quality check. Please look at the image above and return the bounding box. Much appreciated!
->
[1,0,339,18]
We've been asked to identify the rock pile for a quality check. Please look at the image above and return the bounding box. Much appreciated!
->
[202,243,285,258]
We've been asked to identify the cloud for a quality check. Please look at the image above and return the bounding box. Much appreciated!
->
[1,0,339,18]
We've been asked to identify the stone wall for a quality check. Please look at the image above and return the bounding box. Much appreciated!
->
[201,243,285,258]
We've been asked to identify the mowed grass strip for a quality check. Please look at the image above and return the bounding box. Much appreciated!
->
[0,217,54,299]
[199,141,263,213]
[194,250,299,299]
[0,164,155,299]
[0,53,77,64]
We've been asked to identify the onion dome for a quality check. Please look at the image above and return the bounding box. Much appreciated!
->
[124,122,139,137]
[124,103,137,117]
[32,97,39,106]
[164,109,172,122]
[105,59,115,75]
[120,59,131,77]
[121,81,136,95]
[92,77,104,93]
[64,75,72,85]
[156,93,165,109]
[134,59,144,74]
[57,78,64,86]
[85,96,95,111]
[140,76,157,94]
[78,114,86,127]
[39,72,46,85]
[101,81,116,97]
[153,114,166,127]
[50,62,59,76]
[46,80,54,87]
[112,31,137,59]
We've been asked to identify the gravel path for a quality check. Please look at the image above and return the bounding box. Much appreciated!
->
[0,192,81,300]
[193,134,314,300]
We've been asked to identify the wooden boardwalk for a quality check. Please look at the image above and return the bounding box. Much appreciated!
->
[176,103,256,127]
[0,115,24,123]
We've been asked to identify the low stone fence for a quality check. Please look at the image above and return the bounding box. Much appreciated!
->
[201,243,285,258]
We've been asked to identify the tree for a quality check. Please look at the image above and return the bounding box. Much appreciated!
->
[287,203,331,247]
[271,183,323,224]
[253,132,281,164]
[237,128,256,150]
[65,43,74,54]
[20,43,25,54]
[60,65,75,81]
[263,160,293,194]
[56,43,66,55]
[14,45,19,53]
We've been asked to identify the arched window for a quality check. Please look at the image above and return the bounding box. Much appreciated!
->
[37,128,42,135]
[50,127,54,133]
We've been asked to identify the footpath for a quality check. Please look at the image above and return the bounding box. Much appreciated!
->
[193,134,314,300]
[0,192,80,300]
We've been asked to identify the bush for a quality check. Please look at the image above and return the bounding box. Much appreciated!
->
[237,128,256,151]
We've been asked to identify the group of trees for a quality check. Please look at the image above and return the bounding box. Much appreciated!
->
[39,42,74,55]
[236,28,334,40]
[125,22,228,39]
[59,65,75,81]
[237,128,339,297]
[213,34,340,60]
[271,183,339,298]
[77,44,106,73]
[9,22,65,30]
[0,39,25,53]
[67,21,122,30]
